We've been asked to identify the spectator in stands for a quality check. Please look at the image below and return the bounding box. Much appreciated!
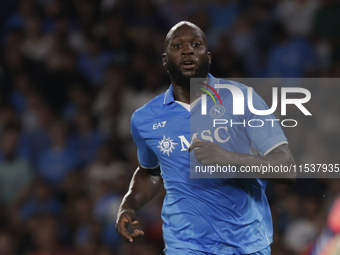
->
[0,124,33,205]
[87,142,127,199]
[18,179,62,221]
[37,120,78,186]
[29,214,75,255]
[78,36,114,86]
[265,22,317,77]
[0,231,16,255]
[69,110,104,168]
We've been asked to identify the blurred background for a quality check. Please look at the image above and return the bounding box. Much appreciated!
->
[0,0,340,254]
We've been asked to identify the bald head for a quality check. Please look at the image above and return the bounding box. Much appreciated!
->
[164,21,207,52]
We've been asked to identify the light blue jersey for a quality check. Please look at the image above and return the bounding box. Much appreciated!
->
[130,74,287,254]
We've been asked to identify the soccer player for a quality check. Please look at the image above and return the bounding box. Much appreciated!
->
[115,21,296,255]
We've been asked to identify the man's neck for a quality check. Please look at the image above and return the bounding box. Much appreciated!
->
[172,80,207,104]
[172,84,190,104]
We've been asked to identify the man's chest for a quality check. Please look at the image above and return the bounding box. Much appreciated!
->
[140,112,250,164]
[142,114,190,161]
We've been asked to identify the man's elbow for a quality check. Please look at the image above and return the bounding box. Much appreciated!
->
[271,144,297,185]
[282,148,296,185]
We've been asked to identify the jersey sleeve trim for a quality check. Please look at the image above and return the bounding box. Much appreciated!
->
[131,112,159,168]
[262,140,288,156]
[139,162,160,169]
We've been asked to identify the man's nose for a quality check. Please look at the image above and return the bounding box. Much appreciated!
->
[182,43,194,55]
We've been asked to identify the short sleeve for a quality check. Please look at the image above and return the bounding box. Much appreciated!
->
[245,90,288,155]
[131,113,159,168]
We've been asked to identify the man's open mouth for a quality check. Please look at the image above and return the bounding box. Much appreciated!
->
[181,59,195,70]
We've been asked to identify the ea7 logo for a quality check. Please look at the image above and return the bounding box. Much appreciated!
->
[201,84,312,116]
[153,121,167,130]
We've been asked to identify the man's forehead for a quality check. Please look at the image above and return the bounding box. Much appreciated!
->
[164,21,207,51]
[168,24,203,40]
[171,29,203,40]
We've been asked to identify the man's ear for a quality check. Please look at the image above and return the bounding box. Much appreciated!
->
[162,53,167,66]
[208,52,212,64]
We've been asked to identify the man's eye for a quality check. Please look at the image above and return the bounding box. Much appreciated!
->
[174,44,182,48]
[193,42,202,47]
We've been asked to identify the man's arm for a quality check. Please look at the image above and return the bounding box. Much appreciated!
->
[188,139,296,185]
[115,165,162,242]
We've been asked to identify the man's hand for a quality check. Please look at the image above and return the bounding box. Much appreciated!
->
[115,166,163,242]
[188,138,237,166]
[115,208,144,243]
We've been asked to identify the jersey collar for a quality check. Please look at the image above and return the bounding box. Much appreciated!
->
[163,73,217,106]
[163,83,174,105]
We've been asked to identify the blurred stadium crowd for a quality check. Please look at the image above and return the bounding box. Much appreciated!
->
[0,0,340,254]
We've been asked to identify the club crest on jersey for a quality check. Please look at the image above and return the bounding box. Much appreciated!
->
[157,135,177,156]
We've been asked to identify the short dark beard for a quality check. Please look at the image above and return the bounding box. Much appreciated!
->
[166,58,210,90]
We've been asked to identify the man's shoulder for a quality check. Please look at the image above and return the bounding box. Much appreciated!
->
[216,78,250,90]
[131,92,166,124]
[208,74,249,91]
[211,78,250,101]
